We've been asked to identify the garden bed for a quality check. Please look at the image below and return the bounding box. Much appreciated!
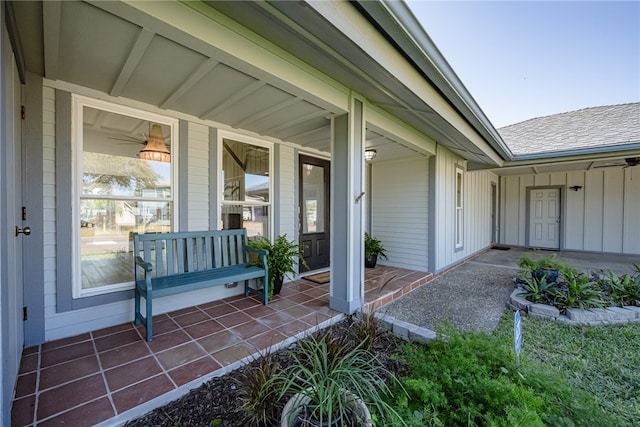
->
[511,253,640,325]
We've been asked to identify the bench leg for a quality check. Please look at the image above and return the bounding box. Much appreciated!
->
[145,293,153,341]
[262,274,268,305]
[134,288,141,325]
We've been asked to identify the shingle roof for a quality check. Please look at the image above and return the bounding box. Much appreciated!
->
[497,103,640,156]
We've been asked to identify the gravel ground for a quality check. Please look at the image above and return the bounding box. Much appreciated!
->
[380,261,518,333]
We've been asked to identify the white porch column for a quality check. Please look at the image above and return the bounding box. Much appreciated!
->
[330,97,365,314]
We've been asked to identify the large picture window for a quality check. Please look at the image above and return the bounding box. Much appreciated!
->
[73,96,178,297]
[221,137,271,239]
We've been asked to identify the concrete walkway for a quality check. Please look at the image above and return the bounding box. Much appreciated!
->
[380,247,639,333]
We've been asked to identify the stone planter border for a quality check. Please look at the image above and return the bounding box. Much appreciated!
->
[509,288,640,326]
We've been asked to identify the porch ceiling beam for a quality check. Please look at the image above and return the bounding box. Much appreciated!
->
[42,0,61,81]
[110,28,155,97]
[232,96,302,129]
[284,123,327,142]
[201,80,266,121]
[91,1,348,114]
[261,110,328,135]
[160,57,220,109]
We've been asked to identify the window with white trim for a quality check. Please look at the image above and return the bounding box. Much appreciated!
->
[73,96,178,297]
[455,166,464,249]
[221,137,272,239]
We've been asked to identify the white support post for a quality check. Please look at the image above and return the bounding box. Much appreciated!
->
[330,97,365,314]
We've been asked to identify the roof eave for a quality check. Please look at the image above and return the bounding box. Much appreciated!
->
[354,0,514,161]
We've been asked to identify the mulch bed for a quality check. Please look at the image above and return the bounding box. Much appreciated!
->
[125,317,407,427]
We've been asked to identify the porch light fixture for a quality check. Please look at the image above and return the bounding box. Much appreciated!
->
[140,124,170,163]
[364,149,377,161]
[569,185,583,191]
[303,164,313,176]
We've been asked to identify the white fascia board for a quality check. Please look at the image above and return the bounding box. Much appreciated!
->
[307,0,504,165]
[505,145,640,167]
[90,0,349,114]
[366,104,436,156]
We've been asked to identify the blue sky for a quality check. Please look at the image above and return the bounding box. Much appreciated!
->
[406,1,640,128]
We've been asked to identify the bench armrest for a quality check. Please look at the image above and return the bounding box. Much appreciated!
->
[135,256,153,273]
[245,246,269,257]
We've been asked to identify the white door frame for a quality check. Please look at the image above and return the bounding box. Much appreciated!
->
[525,186,563,249]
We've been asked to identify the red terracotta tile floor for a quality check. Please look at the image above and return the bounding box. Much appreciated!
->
[11,266,432,426]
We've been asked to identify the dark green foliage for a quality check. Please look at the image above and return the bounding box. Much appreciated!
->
[550,270,603,313]
[364,232,387,262]
[384,325,615,426]
[349,311,385,351]
[601,268,640,307]
[518,275,555,304]
[236,347,281,426]
[249,234,307,297]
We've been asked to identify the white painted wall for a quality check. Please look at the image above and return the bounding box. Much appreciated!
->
[43,87,57,324]
[432,145,497,271]
[371,156,430,271]
[187,122,210,231]
[500,169,640,254]
[276,145,296,240]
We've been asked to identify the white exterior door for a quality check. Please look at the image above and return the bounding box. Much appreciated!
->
[1,34,25,426]
[529,188,560,249]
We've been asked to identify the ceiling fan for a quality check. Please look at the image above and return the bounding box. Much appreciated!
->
[108,123,171,162]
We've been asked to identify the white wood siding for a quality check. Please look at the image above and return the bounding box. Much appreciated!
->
[371,157,429,271]
[277,145,296,240]
[433,145,497,271]
[187,122,210,231]
[500,169,640,255]
[43,87,57,321]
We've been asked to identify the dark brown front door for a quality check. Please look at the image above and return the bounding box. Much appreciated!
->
[299,155,330,272]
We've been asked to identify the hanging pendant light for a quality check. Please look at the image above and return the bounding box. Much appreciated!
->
[140,123,170,163]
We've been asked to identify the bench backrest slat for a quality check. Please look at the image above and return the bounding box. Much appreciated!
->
[133,229,251,278]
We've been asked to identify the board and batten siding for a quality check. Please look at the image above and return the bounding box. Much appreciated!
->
[187,122,210,231]
[432,145,497,271]
[499,169,640,255]
[371,156,429,272]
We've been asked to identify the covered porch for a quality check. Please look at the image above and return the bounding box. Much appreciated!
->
[11,266,432,427]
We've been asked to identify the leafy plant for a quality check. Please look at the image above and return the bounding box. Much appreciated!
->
[518,275,555,304]
[276,328,404,426]
[550,270,603,312]
[364,232,387,262]
[349,310,386,352]
[249,234,307,295]
[602,270,640,307]
[236,347,281,426]
[517,253,565,283]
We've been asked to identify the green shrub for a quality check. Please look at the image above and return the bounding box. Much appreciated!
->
[385,325,615,426]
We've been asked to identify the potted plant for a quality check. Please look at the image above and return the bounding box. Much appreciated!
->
[517,253,564,284]
[276,329,402,427]
[364,232,387,268]
[250,235,307,295]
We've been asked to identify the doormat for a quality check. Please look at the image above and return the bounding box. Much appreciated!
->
[491,245,511,250]
[303,271,331,284]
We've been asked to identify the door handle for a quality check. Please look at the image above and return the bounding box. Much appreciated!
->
[15,226,31,236]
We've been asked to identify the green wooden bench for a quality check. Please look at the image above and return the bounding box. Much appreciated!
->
[133,229,268,341]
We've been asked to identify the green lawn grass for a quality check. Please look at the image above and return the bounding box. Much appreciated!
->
[493,313,640,426]
[385,313,640,426]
